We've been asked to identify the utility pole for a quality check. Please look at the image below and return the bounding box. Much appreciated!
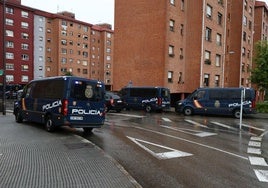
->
[2,0,6,115]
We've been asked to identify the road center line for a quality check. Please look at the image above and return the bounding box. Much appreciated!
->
[133,126,248,160]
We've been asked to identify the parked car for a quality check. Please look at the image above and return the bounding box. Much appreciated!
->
[105,91,125,112]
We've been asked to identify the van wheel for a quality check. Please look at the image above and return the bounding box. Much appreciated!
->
[184,107,193,116]
[234,109,241,119]
[83,128,93,135]
[15,109,23,123]
[145,105,152,113]
[45,115,55,132]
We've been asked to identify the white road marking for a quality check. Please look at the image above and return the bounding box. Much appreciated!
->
[184,119,208,128]
[160,125,217,137]
[108,113,145,118]
[210,121,237,130]
[162,117,172,122]
[250,137,262,141]
[248,141,261,147]
[133,126,248,160]
[247,147,261,155]
[242,124,265,132]
[127,136,192,160]
[254,170,268,182]
[249,156,268,166]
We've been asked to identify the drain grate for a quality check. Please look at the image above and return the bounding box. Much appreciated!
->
[64,143,94,150]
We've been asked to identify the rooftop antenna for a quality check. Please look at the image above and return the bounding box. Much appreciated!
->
[57,5,59,13]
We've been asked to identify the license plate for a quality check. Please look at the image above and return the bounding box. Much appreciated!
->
[70,116,83,120]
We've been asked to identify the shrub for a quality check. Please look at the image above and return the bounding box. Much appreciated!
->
[256,102,268,113]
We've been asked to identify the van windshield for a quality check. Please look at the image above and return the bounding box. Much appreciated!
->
[70,80,104,101]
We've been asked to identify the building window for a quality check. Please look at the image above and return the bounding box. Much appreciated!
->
[61,58,67,64]
[21,54,29,61]
[6,64,14,70]
[204,74,210,87]
[6,30,14,37]
[7,75,14,82]
[204,51,211,64]
[21,11,29,18]
[215,54,221,67]
[21,75,29,82]
[21,43,29,50]
[169,45,175,57]
[206,4,212,18]
[180,24,184,35]
[61,40,67,45]
[215,75,220,87]
[61,48,67,54]
[170,0,175,5]
[216,33,222,46]
[169,19,175,31]
[83,35,88,40]
[6,52,14,59]
[218,0,223,6]
[6,18,14,26]
[83,26,89,32]
[179,48,184,59]
[168,71,173,83]
[21,65,29,71]
[181,0,184,11]
[21,22,29,29]
[242,47,246,56]
[217,12,222,25]
[205,27,212,41]
[6,41,14,48]
[243,32,246,41]
[83,52,88,58]
[107,33,112,38]
[21,33,29,39]
[83,69,88,74]
[6,7,14,14]
[243,16,247,26]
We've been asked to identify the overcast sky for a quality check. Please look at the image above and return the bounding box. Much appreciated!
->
[21,0,114,26]
[21,0,268,29]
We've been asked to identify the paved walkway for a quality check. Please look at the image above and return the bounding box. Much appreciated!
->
[0,114,141,188]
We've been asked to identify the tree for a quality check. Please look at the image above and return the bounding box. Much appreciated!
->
[251,41,268,91]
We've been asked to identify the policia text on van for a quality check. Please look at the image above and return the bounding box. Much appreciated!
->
[175,87,256,118]
[13,76,106,133]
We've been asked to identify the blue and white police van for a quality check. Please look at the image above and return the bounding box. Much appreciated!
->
[119,86,171,112]
[13,76,106,133]
[175,87,256,118]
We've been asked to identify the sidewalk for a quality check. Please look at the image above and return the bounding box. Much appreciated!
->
[0,114,141,188]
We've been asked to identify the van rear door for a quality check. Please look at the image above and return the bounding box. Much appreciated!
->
[66,80,105,127]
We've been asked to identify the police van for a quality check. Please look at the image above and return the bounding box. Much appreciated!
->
[175,87,256,118]
[13,76,106,133]
[119,86,171,112]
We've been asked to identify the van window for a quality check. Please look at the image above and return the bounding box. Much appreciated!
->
[32,80,64,99]
[162,89,170,98]
[194,90,206,100]
[70,81,104,101]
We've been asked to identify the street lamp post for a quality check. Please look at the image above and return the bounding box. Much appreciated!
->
[2,0,6,115]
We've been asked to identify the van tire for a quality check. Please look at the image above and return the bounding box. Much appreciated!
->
[183,107,193,116]
[45,115,55,132]
[15,109,23,123]
[83,128,93,135]
[234,109,241,119]
[145,105,152,113]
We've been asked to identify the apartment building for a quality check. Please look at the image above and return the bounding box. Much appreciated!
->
[114,0,256,102]
[225,0,255,88]
[0,0,114,90]
[0,0,34,85]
